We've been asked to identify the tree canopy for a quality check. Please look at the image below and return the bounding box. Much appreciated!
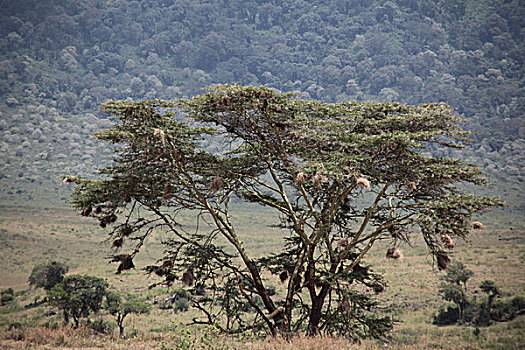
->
[48,274,108,328]
[28,261,69,291]
[105,291,150,337]
[68,84,502,338]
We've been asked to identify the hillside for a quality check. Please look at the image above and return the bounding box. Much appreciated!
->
[0,0,523,214]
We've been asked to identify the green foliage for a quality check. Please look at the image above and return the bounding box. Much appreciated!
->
[28,261,69,290]
[443,261,474,291]
[48,274,108,328]
[434,269,523,327]
[69,84,502,339]
[479,280,500,298]
[86,317,115,334]
[1,288,15,306]
[173,298,189,314]
[440,283,467,306]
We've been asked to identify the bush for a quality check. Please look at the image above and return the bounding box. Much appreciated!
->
[490,296,525,322]
[28,261,68,290]
[433,305,459,326]
[173,298,189,313]
[1,288,15,305]
[87,318,114,334]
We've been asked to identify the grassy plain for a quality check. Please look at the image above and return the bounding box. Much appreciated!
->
[0,203,523,349]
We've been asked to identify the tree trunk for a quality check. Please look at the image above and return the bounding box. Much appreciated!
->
[245,259,289,335]
[118,314,125,337]
[307,300,323,336]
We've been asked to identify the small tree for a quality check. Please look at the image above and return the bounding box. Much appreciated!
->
[105,291,150,337]
[68,84,502,338]
[479,280,500,311]
[28,261,69,290]
[439,283,468,322]
[48,275,108,328]
[443,261,474,292]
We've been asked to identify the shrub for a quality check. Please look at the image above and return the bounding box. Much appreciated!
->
[173,298,189,313]
[87,318,114,334]
[1,288,15,305]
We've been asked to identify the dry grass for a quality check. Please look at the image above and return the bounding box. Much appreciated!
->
[0,204,523,349]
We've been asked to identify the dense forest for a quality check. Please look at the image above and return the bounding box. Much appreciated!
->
[0,0,523,209]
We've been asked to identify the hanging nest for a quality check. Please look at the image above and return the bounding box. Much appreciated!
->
[100,214,118,228]
[386,247,403,260]
[112,238,124,249]
[388,225,399,239]
[312,174,328,189]
[352,263,367,274]
[82,205,92,217]
[111,254,134,274]
[210,176,223,194]
[165,274,176,284]
[440,234,455,249]
[373,283,385,294]
[154,267,166,277]
[356,177,370,189]
[436,253,450,270]
[296,172,308,184]
[182,270,195,287]
[279,271,288,283]
[161,259,174,269]
[471,221,485,230]
[119,224,134,237]
[62,176,77,184]
[293,275,302,292]
[337,238,348,249]
[153,128,167,147]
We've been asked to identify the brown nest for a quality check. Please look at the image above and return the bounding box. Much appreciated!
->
[436,253,450,270]
[111,254,134,274]
[154,267,166,276]
[161,259,173,269]
[279,271,288,283]
[182,270,195,287]
[471,221,485,230]
[337,238,349,249]
[312,174,328,189]
[112,238,124,249]
[82,205,92,217]
[440,234,455,249]
[386,247,403,260]
[373,283,385,294]
[210,176,223,194]
[296,172,308,184]
[356,177,370,189]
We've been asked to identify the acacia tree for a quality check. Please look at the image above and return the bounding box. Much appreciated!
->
[48,275,108,328]
[68,84,501,338]
[105,291,150,337]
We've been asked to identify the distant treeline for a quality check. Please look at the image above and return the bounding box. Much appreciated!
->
[0,0,523,204]
[1,0,523,141]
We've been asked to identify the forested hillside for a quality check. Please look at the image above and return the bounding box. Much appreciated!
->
[0,0,523,209]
